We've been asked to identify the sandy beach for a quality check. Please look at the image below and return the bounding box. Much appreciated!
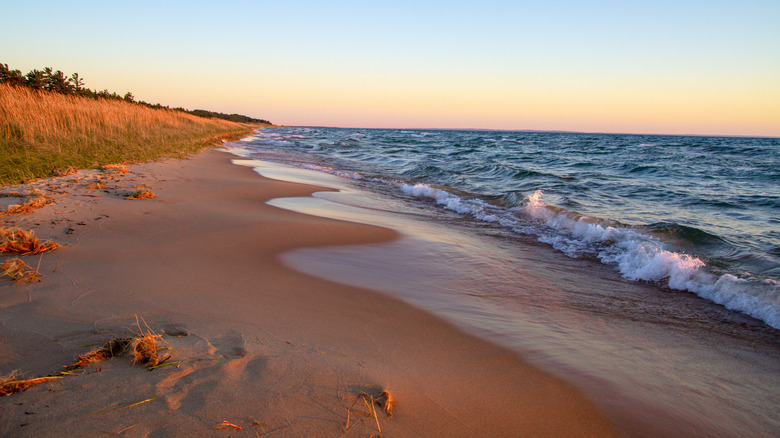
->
[0,148,614,437]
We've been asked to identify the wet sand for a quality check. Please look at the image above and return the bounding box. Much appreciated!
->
[0,149,614,437]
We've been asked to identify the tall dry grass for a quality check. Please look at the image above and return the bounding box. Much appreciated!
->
[0,83,258,184]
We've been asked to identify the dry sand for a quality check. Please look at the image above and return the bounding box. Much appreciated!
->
[0,149,615,437]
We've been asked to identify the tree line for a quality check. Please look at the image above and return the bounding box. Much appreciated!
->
[0,63,271,125]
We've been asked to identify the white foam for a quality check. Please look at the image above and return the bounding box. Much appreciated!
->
[399,183,501,222]
[524,190,780,329]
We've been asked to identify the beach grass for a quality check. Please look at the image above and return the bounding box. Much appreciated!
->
[0,83,260,185]
[0,227,62,255]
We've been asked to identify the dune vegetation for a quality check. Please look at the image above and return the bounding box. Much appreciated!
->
[0,82,262,185]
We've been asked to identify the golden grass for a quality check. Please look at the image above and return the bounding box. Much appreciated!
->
[0,373,63,396]
[1,257,42,283]
[0,189,54,216]
[0,83,259,185]
[64,332,164,372]
[215,421,244,431]
[64,338,131,371]
[0,227,62,255]
[131,334,161,366]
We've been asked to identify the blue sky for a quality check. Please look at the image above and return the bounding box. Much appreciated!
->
[2,0,779,135]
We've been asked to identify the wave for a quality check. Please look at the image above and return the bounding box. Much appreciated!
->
[645,223,726,248]
[521,191,779,329]
[306,163,780,329]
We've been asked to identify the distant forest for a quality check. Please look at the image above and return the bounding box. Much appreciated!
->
[0,63,272,125]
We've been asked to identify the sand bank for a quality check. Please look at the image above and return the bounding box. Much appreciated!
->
[0,149,614,436]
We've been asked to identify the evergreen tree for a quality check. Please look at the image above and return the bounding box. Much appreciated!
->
[70,72,84,92]
[43,67,72,94]
[25,69,47,89]
[0,63,26,86]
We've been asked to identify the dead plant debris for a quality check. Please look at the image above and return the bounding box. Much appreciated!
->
[85,181,105,190]
[377,390,395,418]
[64,332,166,372]
[64,338,132,371]
[0,189,55,216]
[3,318,171,397]
[0,228,62,255]
[132,333,161,366]
[52,167,77,177]
[343,390,395,435]
[90,397,156,415]
[125,188,155,200]
[101,164,129,173]
[1,258,42,283]
[0,373,63,396]
[215,420,243,430]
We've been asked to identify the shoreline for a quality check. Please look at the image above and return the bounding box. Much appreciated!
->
[0,149,614,436]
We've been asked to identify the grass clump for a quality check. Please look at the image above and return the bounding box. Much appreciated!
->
[131,333,162,367]
[65,318,165,373]
[1,257,42,283]
[0,83,260,185]
[64,333,164,372]
[0,227,62,255]
[64,338,131,371]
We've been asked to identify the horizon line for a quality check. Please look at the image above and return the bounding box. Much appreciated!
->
[279,125,780,140]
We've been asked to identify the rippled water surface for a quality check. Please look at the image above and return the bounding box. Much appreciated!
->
[237,128,780,328]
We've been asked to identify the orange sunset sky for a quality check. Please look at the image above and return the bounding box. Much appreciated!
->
[2,0,779,136]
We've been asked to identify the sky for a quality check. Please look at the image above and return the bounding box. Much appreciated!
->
[2,0,779,136]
